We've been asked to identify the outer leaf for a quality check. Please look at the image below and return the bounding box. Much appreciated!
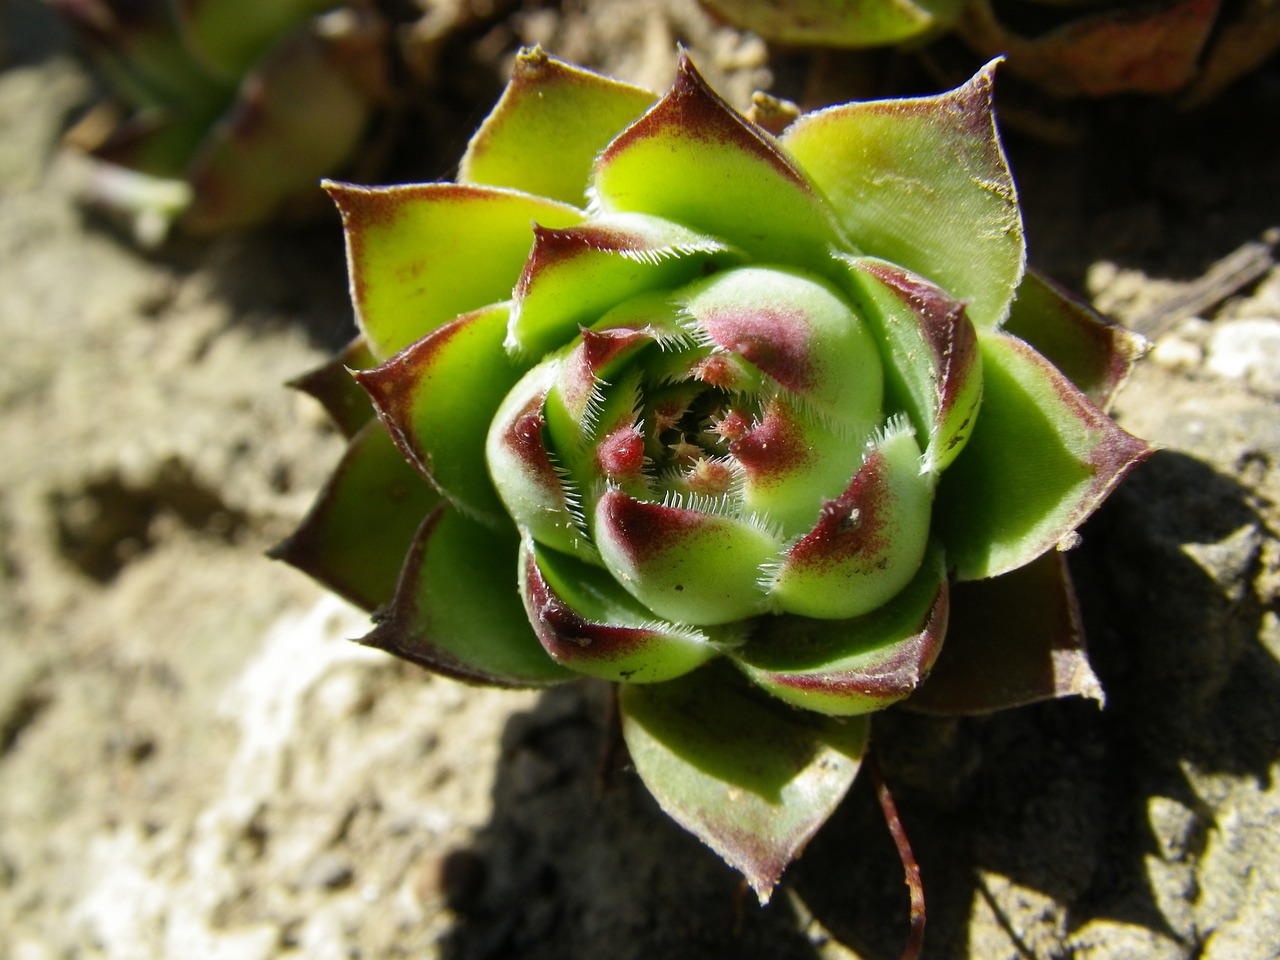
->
[183,27,373,233]
[592,52,845,274]
[362,506,571,687]
[620,663,869,903]
[937,332,1152,581]
[286,336,377,439]
[698,0,965,46]
[354,304,528,526]
[327,181,583,359]
[734,544,948,716]
[907,551,1101,714]
[268,421,440,612]
[459,46,656,206]
[781,60,1024,330]
[839,255,982,473]
[1003,271,1147,412]
[509,213,736,359]
[519,539,723,683]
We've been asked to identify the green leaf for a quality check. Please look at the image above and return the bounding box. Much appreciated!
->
[620,663,869,903]
[1003,271,1147,412]
[839,255,982,473]
[937,332,1152,581]
[519,538,724,683]
[508,213,736,359]
[486,360,598,562]
[286,336,377,439]
[592,488,782,626]
[735,544,948,715]
[592,52,845,274]
[907,551,1101,714]
[781,60,1024,330]
[459,46,657,207]
[268,420,440,612]
[766,418,935,619]
[699,0,965,47]
[327,181,583,359]
[354,304,530,526]
[362,507,571,687]
[678,265,883,432]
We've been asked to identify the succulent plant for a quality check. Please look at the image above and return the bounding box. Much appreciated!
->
[48,0,386,242]
[698,0,1280,102]
[273,47,1150,919]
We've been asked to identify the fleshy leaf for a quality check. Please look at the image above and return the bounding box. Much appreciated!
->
[734,544,948,715]
[509,213,736,359]
[519,538,723,683]
[766,419,934,619]
[592,52,845,273]
[730,396,868,538]
[678,265,883,431]
[938,332,1153,581]
[486,361,596,561]
[593,488,782,626]
[699,0,965,46]
[286,336,378,438]
[907,551,1101,714]
[268,421,440,612]
[1003,271,1148,412]
[840,255,981,473]
[327,181,583,359]
[182,26,373,233]
[781,60,1024,330]
[362,506,571,687]
[620,662,869,903]
[459,46,656,206]
[354,304,529,526]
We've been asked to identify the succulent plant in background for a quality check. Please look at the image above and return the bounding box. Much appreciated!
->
[273,46,1150,939]
[698,0,1280,103]
[47,0,387,243]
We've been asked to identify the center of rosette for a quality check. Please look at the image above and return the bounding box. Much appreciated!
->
[488,264,893,625]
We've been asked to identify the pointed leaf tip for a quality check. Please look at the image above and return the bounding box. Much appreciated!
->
[620,664,868,902]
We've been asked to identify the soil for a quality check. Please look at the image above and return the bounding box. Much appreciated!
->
[1,1,1277,958]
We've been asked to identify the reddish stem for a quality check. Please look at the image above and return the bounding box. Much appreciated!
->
[868,753,925,960]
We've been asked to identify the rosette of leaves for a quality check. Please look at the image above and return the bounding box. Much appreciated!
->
[697,0,1280,102]
[47,0,385,241]
[274,48,1150,904]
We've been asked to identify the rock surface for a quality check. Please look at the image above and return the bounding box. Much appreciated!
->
[1,1,1277,958]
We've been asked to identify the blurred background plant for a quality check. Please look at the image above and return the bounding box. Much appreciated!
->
[44,0,517,244]
[699,0,1280,105]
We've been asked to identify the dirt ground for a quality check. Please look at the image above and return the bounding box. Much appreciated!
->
[1,1,1278,958]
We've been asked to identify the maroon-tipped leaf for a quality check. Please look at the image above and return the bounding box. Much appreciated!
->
[735,545,949,716]
[591,51,844,274]
[286,336,378,439]
[353,304,527,526]
[362,506,570,687]
[841,256,982,473]
[906,551,1101,714]
[519,539,721,683]
[1004,270,1148,412]
[268,421,439,612]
